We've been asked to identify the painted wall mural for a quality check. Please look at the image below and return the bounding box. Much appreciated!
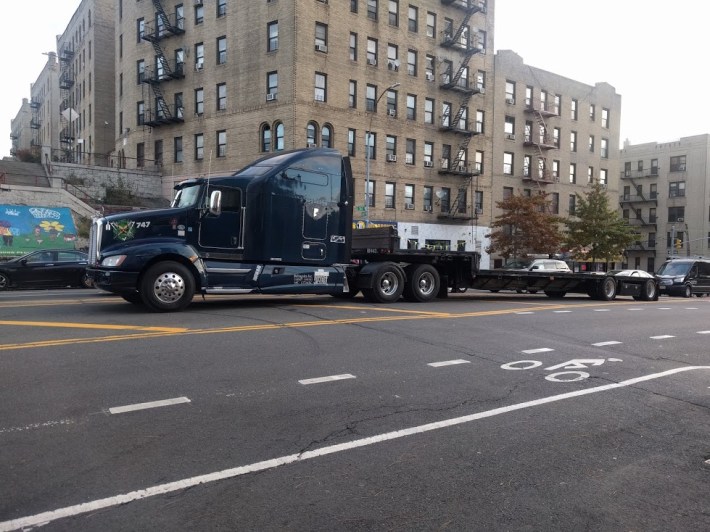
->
[0,205,78,257]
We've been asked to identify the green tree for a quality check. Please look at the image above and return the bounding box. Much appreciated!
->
[564,182,637,265]
[486,191,564,260]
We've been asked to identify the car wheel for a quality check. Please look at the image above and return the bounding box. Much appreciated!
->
[0,272,9,291]
[140,261,195,312]
[81,273,94,288]
[683,284,692,298]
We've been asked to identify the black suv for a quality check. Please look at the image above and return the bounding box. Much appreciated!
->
[656,258,710,297]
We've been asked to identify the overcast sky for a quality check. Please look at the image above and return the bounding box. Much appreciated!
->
[2,0,709,158]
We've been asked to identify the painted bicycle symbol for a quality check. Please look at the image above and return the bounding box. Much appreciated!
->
[501,358,623,382]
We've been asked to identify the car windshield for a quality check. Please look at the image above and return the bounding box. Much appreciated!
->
[171,183,202,208]
[502,259,533,269]
[656,262,691,276]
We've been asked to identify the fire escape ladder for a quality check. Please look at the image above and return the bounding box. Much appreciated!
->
[451,138,472,171]
[149,82,173,123]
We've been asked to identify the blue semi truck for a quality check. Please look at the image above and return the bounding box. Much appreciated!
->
[87,148,658,311]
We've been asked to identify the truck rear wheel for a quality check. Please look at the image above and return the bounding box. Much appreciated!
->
[140,261,195,312]
[362,262,404,303]
[596,276,617,301]
[403,264,440,302]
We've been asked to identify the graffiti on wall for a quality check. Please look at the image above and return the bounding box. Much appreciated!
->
[0,205,78,257]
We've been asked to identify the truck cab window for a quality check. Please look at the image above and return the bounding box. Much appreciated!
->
[172,184,201,208]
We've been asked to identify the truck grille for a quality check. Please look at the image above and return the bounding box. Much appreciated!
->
[88,218,104,266]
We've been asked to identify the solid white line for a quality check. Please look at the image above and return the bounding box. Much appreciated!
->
[3,366,709,532]
[522,348,554,354]
[650,335,675,340]
[592,341,621,347]
[299,374,356,385]
[108,397,191,415]
[428,359,471,367]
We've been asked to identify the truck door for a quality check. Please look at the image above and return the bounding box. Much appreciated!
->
[199,184,243,251]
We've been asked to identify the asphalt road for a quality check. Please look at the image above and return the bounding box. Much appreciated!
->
[0,289,709,531]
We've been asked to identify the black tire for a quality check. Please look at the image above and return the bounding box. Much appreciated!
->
[140,261,195,312]
[403,264,440,303]
[80,272,94,288]
[544,291,566,298]
[683,284,692,298]
[361,262,404,303]
[0,272,9,291]
[596,277,617,301]
[527,289,538,294]
[121,292,144,305]
[639,279,658,301]
[331,286,360,299]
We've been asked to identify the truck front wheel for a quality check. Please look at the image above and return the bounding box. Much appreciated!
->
[140,261,195,312]
[403,264,440,302]
[362,262,404,303]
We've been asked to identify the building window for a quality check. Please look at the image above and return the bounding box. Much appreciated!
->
[570,99,577,120]
[367,179,376,207]
[589,135,595,153]
[570,131,577,152]
[267,71,278,99]
[439,187,450,213]
[217,36,227,64]
[426,11,436,37]
[348,128,356,156]
[366,84,376,111]
[307,122,317,146]
[669,181,686,197]
[136,142,145,167]
[322,125,332,148]
[195,133,204,160]
[261,124,271,152]
[386,135,396,158]
[315,22,328,49]
[351,0,358,13]
[174,136,183,163]
[503,152,513,175]
[385,182,395,208]
[137,101,145,126]
[217,0,227,17]
[569,163,577,184]
[268,21,279,52]
[137,18,145,43]
[137,60,145,84]
[589,104,595,121]
[388,0,399,26]
[406,94,416,120]
[441,102,451,127]
[175,92,184,119]
[195,4,204,24]
[405,138,415,164]
[154,139,163,166]
[407,49,417,76]
[424,142,433,165]
[405,184,414,207]
[599,168,607,185]
[217,83,227,110]
[367,0,378,20]
[367,38,378,65]
[195,43,204,70]
[569,194,576,215]
[349,80,357,108]
[668,206,685,223]
[504,116,514,136]
[315,72,327,102]
[349,32,357,61]
[601,108,609,128]
[588,166,594,183]
[670,155,686,172]
[217,130,227,157]
[195,88,204,115]
[424,98,434,124]
[366,131,376,160]
[600,138,609,159]
[408,5,418,32]
[275,123,285,151]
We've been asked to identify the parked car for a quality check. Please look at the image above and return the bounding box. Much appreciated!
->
[656,258,710,297]
[608,269,659,300]
[500,258,572,273]
[0,249,93,290]
[608,269,655,278]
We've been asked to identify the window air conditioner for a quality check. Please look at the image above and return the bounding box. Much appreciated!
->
[425,72,434,81]
[475,207,483,215]
[424,160,433,168]
[505,133,515,140]
[387,109,396,117]
[307,142,317,148]
[195,62,204,71]
[386,154,397,162]
[424,205,433,212]
[405,203,415,210]
[314,93,325,102]
[315,44,328,53]
[266,93,276,101]
[367,58,377,66]
[506,98,515,104]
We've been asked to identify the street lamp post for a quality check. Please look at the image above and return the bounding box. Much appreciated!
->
[365,82,400,227]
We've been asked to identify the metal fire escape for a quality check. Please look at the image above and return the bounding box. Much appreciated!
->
[29,98,42,157]
[438,0,486,220]
[58,42,75,160]
[523,97,557,185]
[141,0,185,127]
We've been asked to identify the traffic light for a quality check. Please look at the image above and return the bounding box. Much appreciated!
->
[675,238,682,250]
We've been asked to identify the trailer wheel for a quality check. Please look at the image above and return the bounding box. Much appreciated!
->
[403,264,440,302]
[639,279,658,301]
[544,291,566,298]
[362,262,404,303]
[140,261,195,312]
[596,276,617,301]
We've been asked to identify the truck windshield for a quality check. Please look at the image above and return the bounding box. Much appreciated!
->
[171,184,202,208]
[656,261,691,276]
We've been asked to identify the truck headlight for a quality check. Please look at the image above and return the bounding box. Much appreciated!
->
[101,255,127,267]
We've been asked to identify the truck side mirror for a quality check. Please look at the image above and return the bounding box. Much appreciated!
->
[209,190,222,216]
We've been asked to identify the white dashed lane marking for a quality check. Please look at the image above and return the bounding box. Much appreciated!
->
[592,341,622,347]
[522,348,554,354]
[428,359,471,368]
[108,397,191,415]
[299,374,356,385]
[650,335,675,340]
